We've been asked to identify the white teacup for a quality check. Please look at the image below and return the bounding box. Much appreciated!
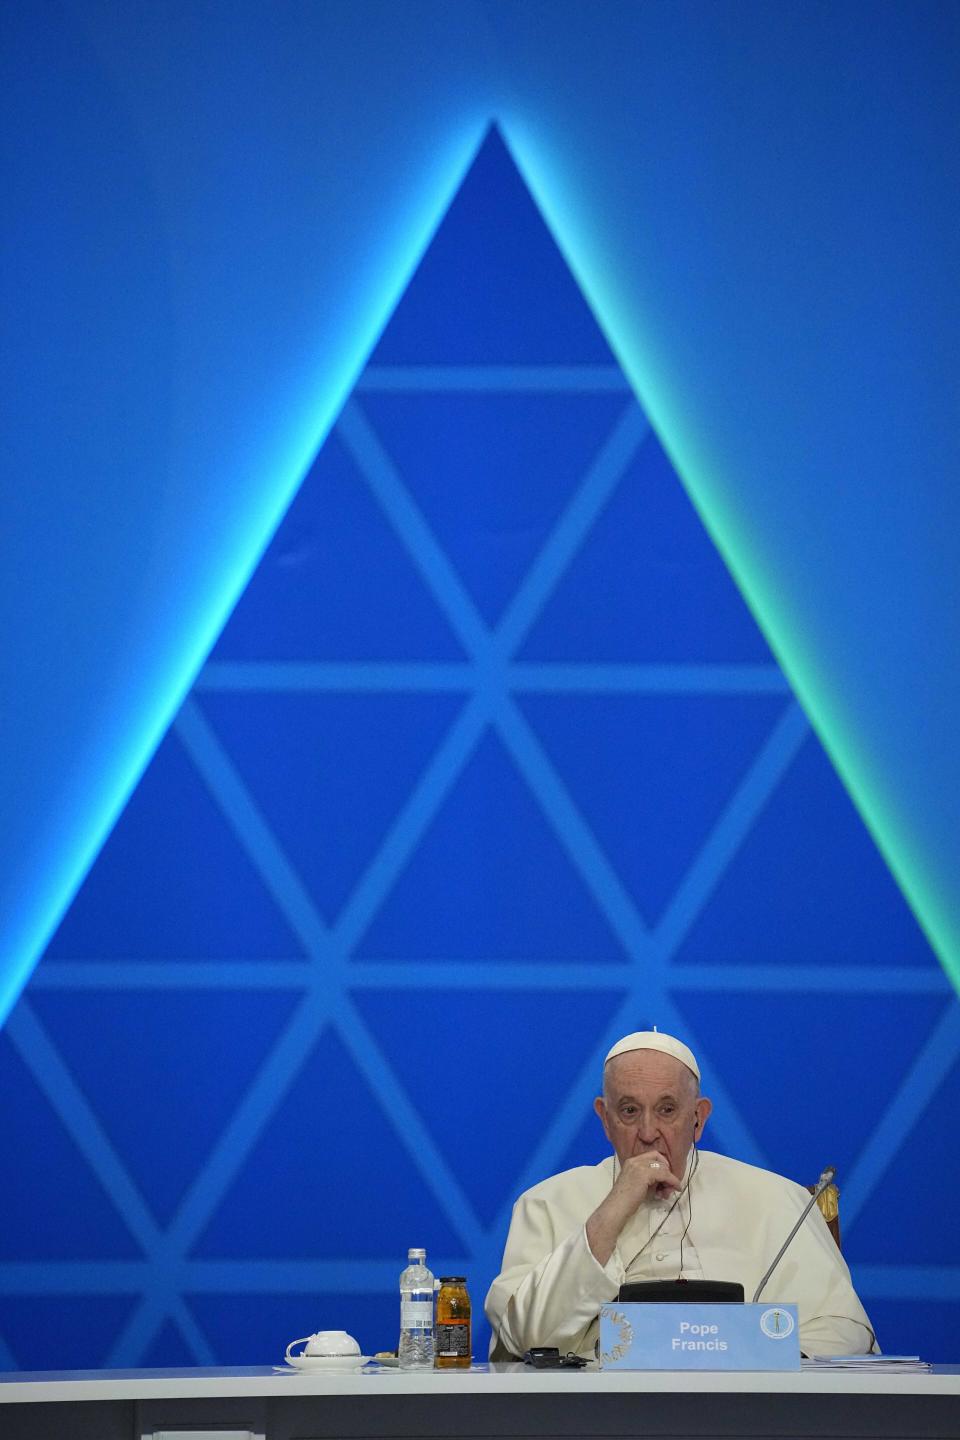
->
[286,1329,361,1362]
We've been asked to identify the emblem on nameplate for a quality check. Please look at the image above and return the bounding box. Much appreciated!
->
[599,1309,635,1365]
[759,1307,795,1339]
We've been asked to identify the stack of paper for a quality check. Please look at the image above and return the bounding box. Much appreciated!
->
[802,1354,930,1373]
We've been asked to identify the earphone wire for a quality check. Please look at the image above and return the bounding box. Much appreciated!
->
[677,1142,699,1277]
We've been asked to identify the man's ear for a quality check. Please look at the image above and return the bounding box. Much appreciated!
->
[693,1095,713,1137]
[594,1094,612,1144]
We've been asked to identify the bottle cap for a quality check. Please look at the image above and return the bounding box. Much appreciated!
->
[439,1276,466,1283]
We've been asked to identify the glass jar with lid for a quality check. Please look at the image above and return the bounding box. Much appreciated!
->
[435,1276,471,1368]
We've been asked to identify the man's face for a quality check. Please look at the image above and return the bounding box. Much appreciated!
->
[594,1050,711,1180]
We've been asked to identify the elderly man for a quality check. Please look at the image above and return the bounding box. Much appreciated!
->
[485,1031,876,1359]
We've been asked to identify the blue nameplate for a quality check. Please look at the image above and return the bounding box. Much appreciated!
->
[599,1302,800,1370]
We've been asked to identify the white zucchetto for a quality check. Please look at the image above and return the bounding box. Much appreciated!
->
[603,1030,700,1081]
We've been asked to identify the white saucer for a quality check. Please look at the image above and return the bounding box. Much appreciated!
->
[280,1354,373,1372]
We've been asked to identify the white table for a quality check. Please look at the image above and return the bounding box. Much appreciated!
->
[1,1361,957,1440]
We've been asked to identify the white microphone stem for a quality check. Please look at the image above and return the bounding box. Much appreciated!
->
[752,1167,836,1305]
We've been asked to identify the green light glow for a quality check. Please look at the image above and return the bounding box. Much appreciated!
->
[501,119,960,999]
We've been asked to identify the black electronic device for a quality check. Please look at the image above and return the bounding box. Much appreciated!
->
[617,1279,744,1303]
[523,1347,588,1369]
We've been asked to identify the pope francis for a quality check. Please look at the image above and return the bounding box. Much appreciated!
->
[485,1030,876,1360]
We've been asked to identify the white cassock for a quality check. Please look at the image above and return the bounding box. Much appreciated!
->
[485,1150,877,1360]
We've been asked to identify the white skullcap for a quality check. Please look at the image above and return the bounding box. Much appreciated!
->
[603,1030,700,1081]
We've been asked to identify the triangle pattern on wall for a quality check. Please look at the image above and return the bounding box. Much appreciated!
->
[192,1027,468,1258]
[4,124,952,1374]
[45,729,308,961]
[361,390,632,625]
[354,985,628,1225]
[31,988,302,1226]
[369,125,611,366]
[518,691,790,925]
[0,1025,143,1260]
[197,690,466,924]
[355,730,628,962]
[211,428,466,663]
[672,988,948,1197]
[674,732,937,966]
[519,428,775,664]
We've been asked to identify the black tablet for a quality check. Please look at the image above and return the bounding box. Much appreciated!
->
[617,1280,744,1303]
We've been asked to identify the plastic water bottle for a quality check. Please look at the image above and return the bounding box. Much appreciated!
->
[398,1247,435,1369]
